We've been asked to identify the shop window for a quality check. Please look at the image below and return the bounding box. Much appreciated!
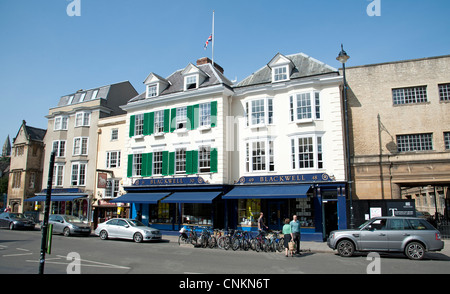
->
[182,203,212,225]
[293,196,315,228]
[149,202,170,224]
[237,199,261,228]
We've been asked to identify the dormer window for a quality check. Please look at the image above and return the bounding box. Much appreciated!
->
[268,53,293,83]
[273,66,288,82]
[147,84,158,98]
[182,63,208,91]
[143,73,169,98]
[185,75,198,90]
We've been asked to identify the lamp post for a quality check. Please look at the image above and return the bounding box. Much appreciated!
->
[336,44,355,229]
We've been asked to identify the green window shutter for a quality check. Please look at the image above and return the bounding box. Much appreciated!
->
[186,150,198,174]
[186,150,193,174]
[210,148,218,173]
[211,101,217,127]
[170,108,176,132]
[162,151,169,176]
[129,115,135,137]
[141,153,148,176]
[163,109,170,133]
[149,112,154,135]
[187,105,193,130]
[127,154,133,177]
[143,113,150,136]
[192,150,198,174]
[168,152,175,175]
[193,104,199,129]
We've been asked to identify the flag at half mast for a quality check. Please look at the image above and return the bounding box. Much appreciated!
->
[203,11,215,65]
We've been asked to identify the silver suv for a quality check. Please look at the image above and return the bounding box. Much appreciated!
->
[327,217,444,260]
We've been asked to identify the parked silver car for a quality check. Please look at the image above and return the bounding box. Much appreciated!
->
[48,214,91,237]
[94,218,162,243]
[327,217,444,260]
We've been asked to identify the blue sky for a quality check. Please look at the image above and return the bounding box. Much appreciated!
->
[0,0,449,145]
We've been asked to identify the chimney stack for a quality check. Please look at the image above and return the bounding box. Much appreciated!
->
[196,57,224,74]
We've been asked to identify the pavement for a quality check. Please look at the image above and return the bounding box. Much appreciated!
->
[160,230,450,256]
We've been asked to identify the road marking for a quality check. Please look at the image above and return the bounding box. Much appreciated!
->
[3,252,33,257]
[25,255,131,270]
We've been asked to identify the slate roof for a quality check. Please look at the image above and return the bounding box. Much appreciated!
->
[128,63,233,104]
[235,52,338,88]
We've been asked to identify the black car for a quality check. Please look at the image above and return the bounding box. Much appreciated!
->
[0,212,36,230]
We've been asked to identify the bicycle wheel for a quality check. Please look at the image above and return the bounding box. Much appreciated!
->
[276,238,284,252]
[232,238,240,251]
[208,236,217,248]
[178,234,187,245]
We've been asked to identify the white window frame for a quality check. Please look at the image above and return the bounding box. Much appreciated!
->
[54,116,68,130]
[154,110,165,133]
[52,140,66,157]
[111,128,119,141]
[71,162,87,186]
[75,111,91,127]
[289,91,321,123]
[106,151,121,168]
[53,164,64,187]
[133,152,143,177]
[105,178,121,198]
[175,148,186,174]
[290,133,324,171]
[147,84,158,98]
[245,138,275,173]
[175,107,187,130]
[245,97,273,127]
[184,75,198,91]
[273,65,288,82]
[152,150,163,175]
[199,103,211,127]
[91,89,99,100]
[73,137,89,156]
[134,114,144,136]
[198,145,211,173]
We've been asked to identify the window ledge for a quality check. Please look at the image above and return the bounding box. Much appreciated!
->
[198,125,211,132]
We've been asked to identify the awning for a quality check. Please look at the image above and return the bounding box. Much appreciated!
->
[25,193,87,202]
[109,193,169,204]
[223,184,311,199]
[161,192,221,204]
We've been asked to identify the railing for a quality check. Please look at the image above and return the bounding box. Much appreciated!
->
[437,220,450,240]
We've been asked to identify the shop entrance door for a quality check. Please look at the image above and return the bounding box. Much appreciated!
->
[268,201,287,230]
[323,200,338,238]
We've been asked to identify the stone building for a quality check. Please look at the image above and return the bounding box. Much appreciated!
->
[35,81,138,220]
[7,121,46,213]
[345,55,450,218]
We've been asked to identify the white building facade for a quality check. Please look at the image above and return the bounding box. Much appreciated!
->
[116,54,347,240]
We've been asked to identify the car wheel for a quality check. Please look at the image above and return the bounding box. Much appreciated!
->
[133,232,143,243]
[337,239,355,257]
[9,222,14,230]
[99,230,108,240]
[405,242,425,260]
[63,227,71,237]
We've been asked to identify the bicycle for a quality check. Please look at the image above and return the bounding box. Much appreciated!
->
[217,228,233,250]
[178,225,198,246]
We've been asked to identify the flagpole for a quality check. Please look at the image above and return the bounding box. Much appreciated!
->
[212,10,215,66]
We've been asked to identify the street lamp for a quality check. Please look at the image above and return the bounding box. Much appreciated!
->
[336,44,355,229]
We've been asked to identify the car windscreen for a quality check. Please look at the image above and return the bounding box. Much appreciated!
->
[9,213,27,219]
[128,219,146,227]
[63,215,83,223]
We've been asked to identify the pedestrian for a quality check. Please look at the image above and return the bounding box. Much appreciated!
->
[257,212,268,232]
[290,215,301,255]
[282,218,293,257]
